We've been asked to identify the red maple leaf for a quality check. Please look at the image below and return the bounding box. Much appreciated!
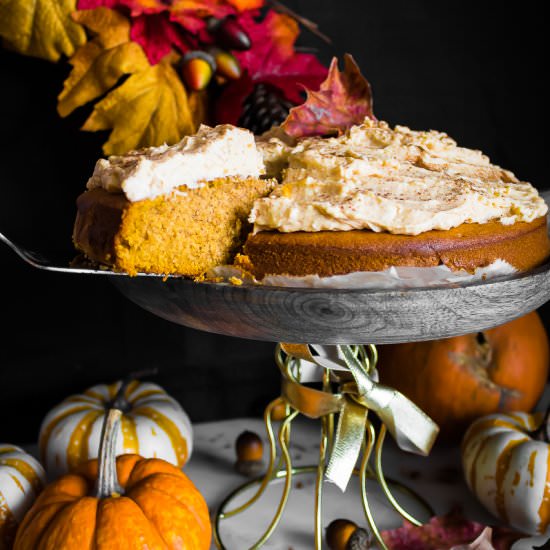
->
[281,53,375,138]
[215,10,327,125]
[130,13,193,64]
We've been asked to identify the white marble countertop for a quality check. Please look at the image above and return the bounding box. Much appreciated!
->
[187,416,494,549]
[184,386,550,550]
[22,384,550,549]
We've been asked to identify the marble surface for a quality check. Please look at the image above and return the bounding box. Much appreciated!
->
[183,386,550,550]
[23,385,550,549]
[187,417,495,549]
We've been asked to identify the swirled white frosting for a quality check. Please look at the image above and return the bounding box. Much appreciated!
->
[87,125,264,202]
[252,119,547,235]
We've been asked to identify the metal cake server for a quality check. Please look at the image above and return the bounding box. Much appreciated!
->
[0,231,122,276]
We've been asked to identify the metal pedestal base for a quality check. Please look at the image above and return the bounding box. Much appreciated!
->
[214,344,436,549]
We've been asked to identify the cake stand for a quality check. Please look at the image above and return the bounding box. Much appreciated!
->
[108,265,550,549]
[3,228,550,549]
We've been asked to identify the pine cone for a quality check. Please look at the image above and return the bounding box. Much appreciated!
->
[238,83,294,135]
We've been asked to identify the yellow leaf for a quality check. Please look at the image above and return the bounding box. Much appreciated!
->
[57,8,149,118]
[82,59,200,155]
[188,90,209,129]
[0,0,86,61]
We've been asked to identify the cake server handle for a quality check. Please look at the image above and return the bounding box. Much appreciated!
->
[0,230,119,275]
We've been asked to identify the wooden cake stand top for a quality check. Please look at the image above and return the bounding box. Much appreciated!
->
[109,261,550,344]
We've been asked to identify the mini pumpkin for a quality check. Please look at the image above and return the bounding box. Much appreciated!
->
[378,312,549,439]
[0,444,46,550]
[39,379,193,478]
[15,409,211,549]
[461,411,549,535]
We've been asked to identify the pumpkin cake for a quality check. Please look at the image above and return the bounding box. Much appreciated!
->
[73,125,276,276]
[244,119,549,278]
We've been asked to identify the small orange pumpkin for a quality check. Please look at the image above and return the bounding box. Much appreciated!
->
[378,311,549,439]
[14,409,211,549]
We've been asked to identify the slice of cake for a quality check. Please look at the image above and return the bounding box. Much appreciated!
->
[244,119,549,278]
[73,125,276,276]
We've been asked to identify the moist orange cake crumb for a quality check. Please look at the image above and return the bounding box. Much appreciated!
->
[73,176,275,276]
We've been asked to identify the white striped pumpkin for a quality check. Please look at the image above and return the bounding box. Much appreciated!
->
[461,411,550,535]
[39,380,193,479]
[0,444,46,550]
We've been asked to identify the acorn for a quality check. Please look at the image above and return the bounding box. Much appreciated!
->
[326,519,371,550]
[210,48,242,80]
[209,15,251,51]
[181,51,216,91]
[235,430,264,476]
[271,401,289,421]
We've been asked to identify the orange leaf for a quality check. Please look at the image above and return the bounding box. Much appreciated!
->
[57,8,149,117]
[0,0,86,61]
[266,11,299,58]
[282,54,375,138]
[226,0,264,11]
[82,58,199,155]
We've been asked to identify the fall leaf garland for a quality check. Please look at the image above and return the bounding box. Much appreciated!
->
[0,0,328,155]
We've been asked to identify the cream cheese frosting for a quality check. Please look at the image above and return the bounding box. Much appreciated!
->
[87,124,265,202]
[251,119,547,235]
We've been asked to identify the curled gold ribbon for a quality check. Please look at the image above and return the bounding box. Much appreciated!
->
[278,343,439,491]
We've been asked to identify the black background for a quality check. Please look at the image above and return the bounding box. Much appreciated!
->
[0,1,547,443]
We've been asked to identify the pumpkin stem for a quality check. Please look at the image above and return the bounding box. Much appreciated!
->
[96,408,124,498]
[109,367,159,412]
[533,403,550,443]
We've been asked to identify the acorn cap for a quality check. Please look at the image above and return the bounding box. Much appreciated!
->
[348,528,371,550]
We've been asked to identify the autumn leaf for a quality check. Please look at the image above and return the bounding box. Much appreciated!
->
[215,10,327,125]
[188,89,209,129]
[77,0,243,34]
[225,0,262,9]
[57,8,149,117]
[282,53,375,138]
[236,10,326,103]
[82,58,199,154]
[381,511,523,550]
[0,0,86,61]
[130,13,191,65]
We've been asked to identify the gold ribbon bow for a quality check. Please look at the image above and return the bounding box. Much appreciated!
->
[278,343,439,492]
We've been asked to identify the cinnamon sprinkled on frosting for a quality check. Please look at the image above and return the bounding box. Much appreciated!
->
[252,119,546,235]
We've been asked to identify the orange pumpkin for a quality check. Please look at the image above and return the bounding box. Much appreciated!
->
[378,311,549,439]
[14,409,211,549]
